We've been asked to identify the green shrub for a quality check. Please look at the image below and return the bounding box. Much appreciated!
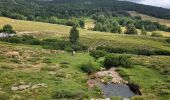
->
[125,24,138,34]
[2,24,16,34]
[90,50,107,60]
[96,46,130,54]
[71,44,82,51]
[81,62,100,74]
[42,58,52,63]
[8,36,21,43]
[53,90,85,99]
[151,32,163,37]
[104,54,133,68]
[41,39,88,51]
[154,50,170,55]
[166,38,170,43]
[135,49,155,56]
[64,47,74,52]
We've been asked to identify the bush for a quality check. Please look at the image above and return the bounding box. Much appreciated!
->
[104,54,133,68]
[96,46,130,54]
[0,35,41,45]
[135,49,155,56]
[53,90,85,99]
[125,24,138,35]
[42,58,52,63]
[151,32,163,37]
[154,50,170,55]
[8,36,22,43]
[166,38,170,43]
[2,24,16,34]
[81,62,100,74]
[71,44,82,51]
[64,47,74,52]
[90,50,107,60]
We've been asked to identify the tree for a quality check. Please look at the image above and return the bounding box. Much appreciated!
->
[141,26,147,35]
[3,24,16,34]
[111,21,122,33]
[69,26,79,43]
[125,24,138,35]
[79,20,85,28]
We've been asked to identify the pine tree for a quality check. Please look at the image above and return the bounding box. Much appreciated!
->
[69,26,79,44]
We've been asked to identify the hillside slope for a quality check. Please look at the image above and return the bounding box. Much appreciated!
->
[0,17,170,52]
[1,0,170,20]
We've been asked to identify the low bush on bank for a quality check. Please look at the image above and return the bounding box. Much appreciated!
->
[0,36,88,52]
[97,46,170,56]
[53,90,86,99]
[166,38,170,43]
[80,62,100,74]
[0,35,40,45]
[41,39,88,51]
[104,54,133,68]
[96,46,130,54]
[90,50,108,60]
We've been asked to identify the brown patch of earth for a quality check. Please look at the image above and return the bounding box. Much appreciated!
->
[87,68,128,88]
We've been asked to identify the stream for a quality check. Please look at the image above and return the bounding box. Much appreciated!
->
[87,68,137,99]
[99,83,136,98]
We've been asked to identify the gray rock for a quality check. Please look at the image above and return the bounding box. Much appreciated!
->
[11,87,19,91]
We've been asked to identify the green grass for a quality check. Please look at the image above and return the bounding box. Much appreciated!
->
[0,17,170,99]
[0,42,101,99]
[0,17,170,51]
[117,66,170,100]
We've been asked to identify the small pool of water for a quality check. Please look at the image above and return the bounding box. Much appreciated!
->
[99,83,136,98]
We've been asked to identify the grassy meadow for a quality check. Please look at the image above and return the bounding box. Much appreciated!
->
[0,17,170,99]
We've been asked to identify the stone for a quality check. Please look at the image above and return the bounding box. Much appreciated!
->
[31,85,39,89]
[18,85,30,90]
[11,86,19,91]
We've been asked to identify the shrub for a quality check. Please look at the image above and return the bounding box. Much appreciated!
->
[90,50,107,60]
[166,38,170,43]
[151,32,163,37]
[125,24,138,35]
[64,47,74,52]
[96,46,129,54]
[135,49,155,56]
[81,62,100,74]
[53,90,85,99]
[104,54,133,68]
[154,50,170,55]
[8,36,21,43]
[71,44,82,51]
[2,24,16,34]
[42,58,52,63]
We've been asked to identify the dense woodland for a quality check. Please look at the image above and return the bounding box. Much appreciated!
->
[1,0,170,20]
